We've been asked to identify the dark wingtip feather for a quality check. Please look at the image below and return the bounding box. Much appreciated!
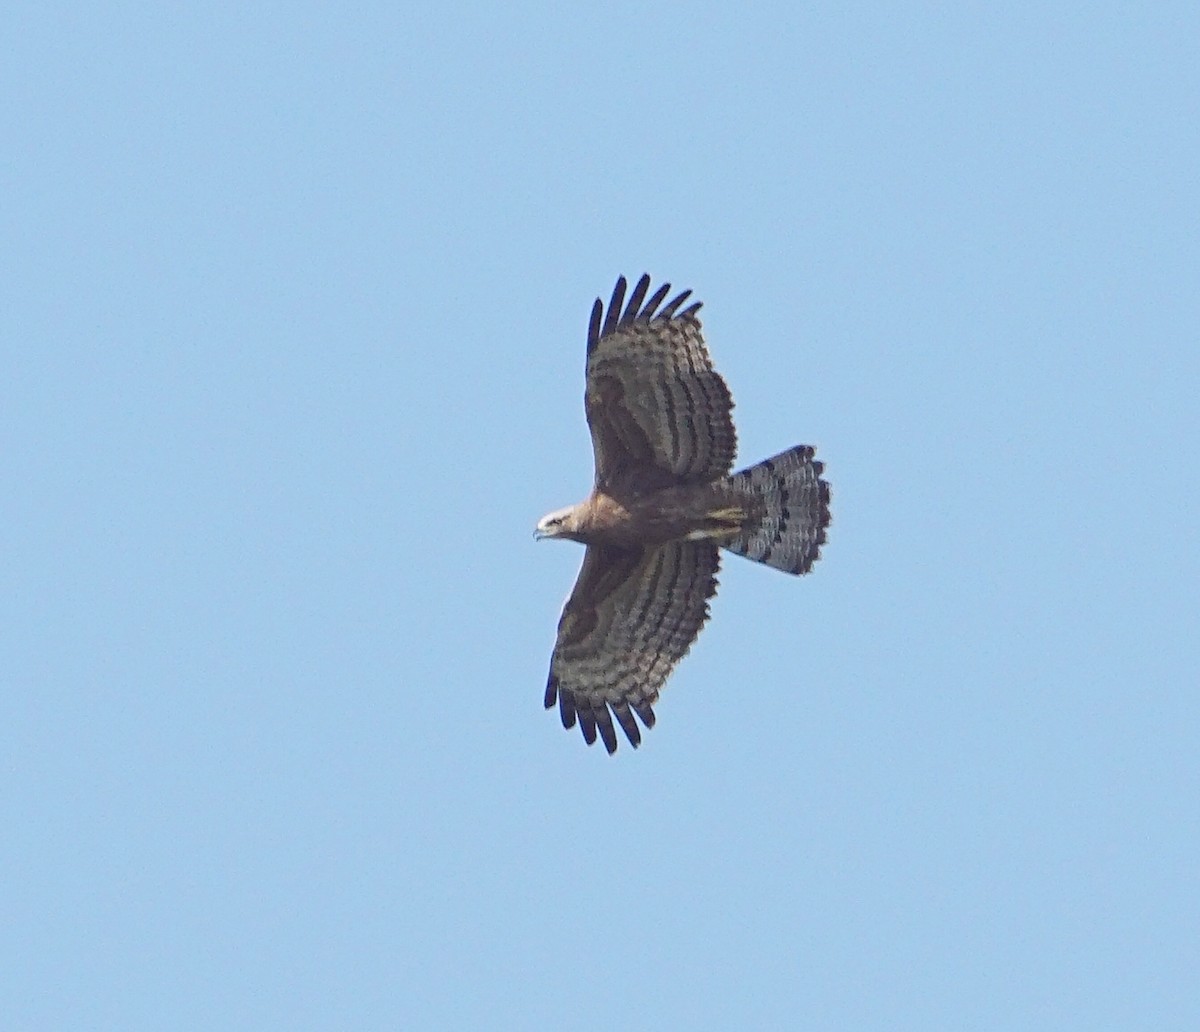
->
[622,274,651,328]
[658,289,692,319]
[578,705,598,746]
[601,276,627,340]
[558,690,577,730]
[611,701,642,749]
[642,282,671,319]
[590,276,702,351]
[587,298,604,353]
[595,705,619,754]
[631,699,656,729]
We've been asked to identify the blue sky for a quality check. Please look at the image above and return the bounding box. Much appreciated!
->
[3,3,1198,1029]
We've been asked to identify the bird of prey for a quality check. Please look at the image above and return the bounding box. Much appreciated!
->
[535,274,831,754]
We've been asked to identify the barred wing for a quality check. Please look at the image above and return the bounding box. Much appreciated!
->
[585,275,737,492]
[545,541,720,754]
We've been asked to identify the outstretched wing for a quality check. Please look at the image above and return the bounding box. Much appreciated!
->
[585,274,737,492]
[545,540,720,754]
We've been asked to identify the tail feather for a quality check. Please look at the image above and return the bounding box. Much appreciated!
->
[722,445,831,575]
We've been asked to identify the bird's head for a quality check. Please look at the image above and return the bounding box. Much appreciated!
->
[535,505,581,542]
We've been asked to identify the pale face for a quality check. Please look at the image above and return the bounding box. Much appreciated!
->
[534,505,577,541]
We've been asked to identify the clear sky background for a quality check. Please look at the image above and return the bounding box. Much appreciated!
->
[3,4,1198,1029]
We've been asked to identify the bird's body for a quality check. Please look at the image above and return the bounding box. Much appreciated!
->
[539,481,747,549]
[537,275,831,753]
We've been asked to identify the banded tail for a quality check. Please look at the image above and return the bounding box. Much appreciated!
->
[722,445,831,575]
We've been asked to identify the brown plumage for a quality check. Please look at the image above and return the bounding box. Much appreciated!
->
[536,275,831,754]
